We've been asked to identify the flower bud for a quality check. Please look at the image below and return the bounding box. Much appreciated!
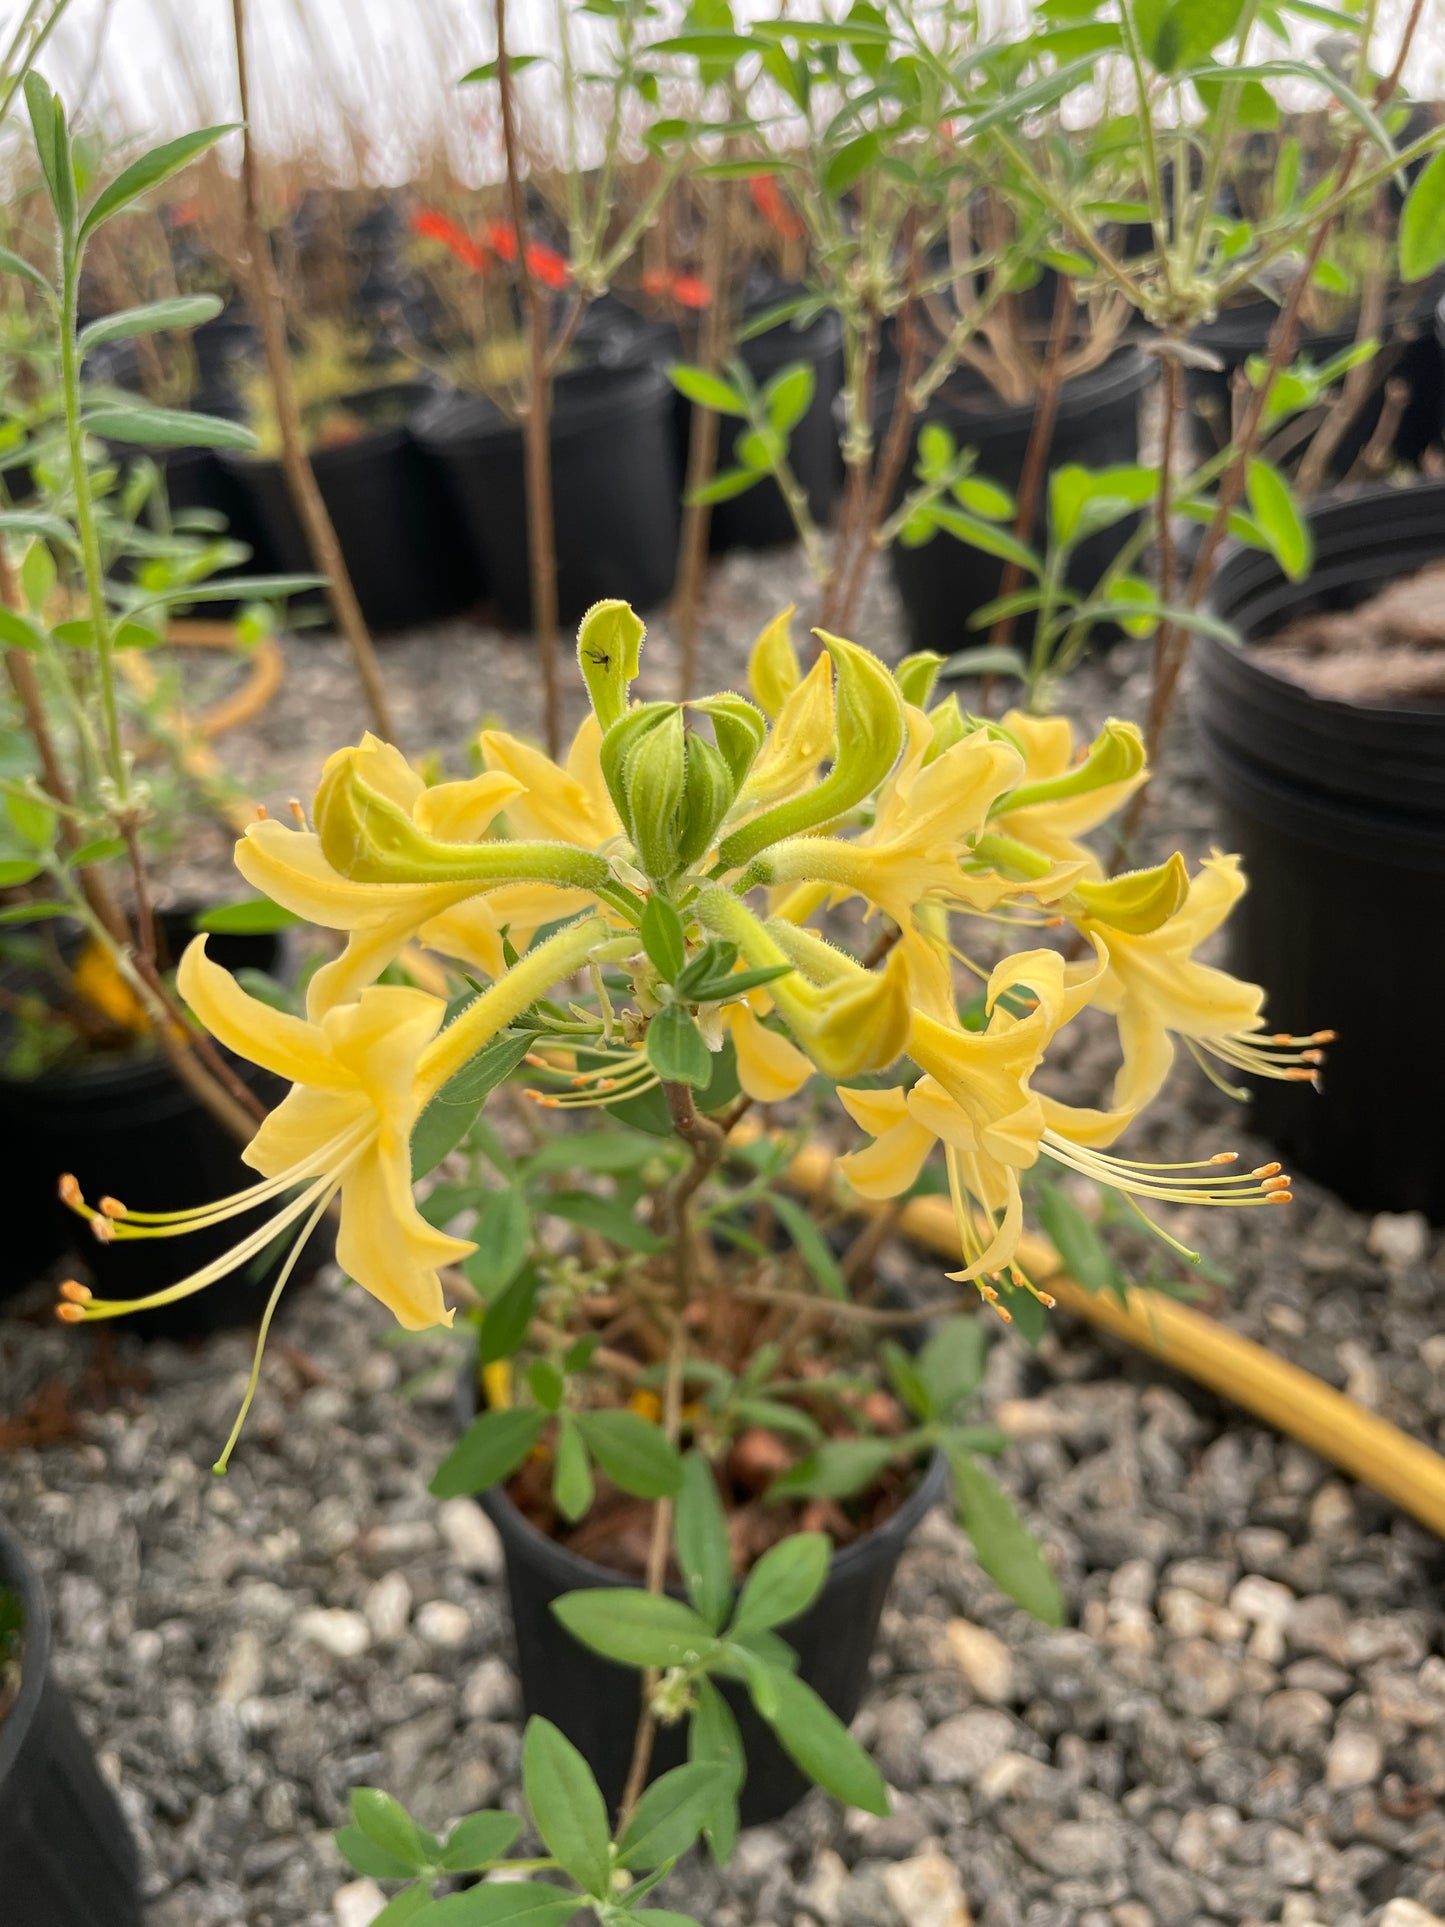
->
[1000,717,1145,815]
[577,599,645,733]
[599,701,675,834]
[897,651,945,709]
[786,942,912,1080]
[623,707,688,879]
[690,692,766,790]
[1072,852,1190,934]
[747,605,800,719]
[674,734,735,870]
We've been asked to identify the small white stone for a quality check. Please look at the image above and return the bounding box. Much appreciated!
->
[438,1497,504,1578]
[296,1608,372,1660]
[216,1628,265,1703]
[881,1850,972,1927]
[800,1846,849,1921]
[919,1708,1013,1785]
[364,1572,412,1645]
[463,1656,519,1723]
[333,1879,387,1927]
[416,1599,472,1651]
[943,1619,1015,1704]
[1381,1903,1445,1927]
[1325,1725,1384,1789]
[1367,1211,1429,1269]
[1229,1574,1294,1625]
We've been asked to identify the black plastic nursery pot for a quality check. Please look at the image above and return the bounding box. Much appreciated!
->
[461,1374,948,1824]
[1194,480,1445,1222]
[0,921,332,1328]
[220,382,480,633]
[1185,292,1445,480]
[709,308,844,553]
[886,345,1156,657]
[411,363,681,630]
[0,1518,142,1927]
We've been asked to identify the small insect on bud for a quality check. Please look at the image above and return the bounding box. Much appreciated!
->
[98,1196,127,1220]
[59,1280,92,1304]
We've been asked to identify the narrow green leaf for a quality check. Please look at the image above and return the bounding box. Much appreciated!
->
[685,468,762,506]
[675,1452,733,1631]
[646,1004,712,1088]
[1245,458,1311,582]
[640,895,687,981]
[81,125,240,241]
[689,1678,743,1863]
[430,1407,546,1499]
[479,1264,539,1366]
[730,1532,828,1636]
[575,1409,685,1498]
[763,362,815,435]
[551,1589,718,1669]
[524,1130,676,1176]
[523,1718,612,1898]
[768,1193,847,1300]
[463,1186,533,1298]
[668,364,748,415]
[412,1031,534,1178]
[553,1414,594,1523]
[947,1446,1063,1624]
[926,503,1042,572]
[372,1884,434,1927]
[916,1316,987,1418]
[350,1788,441,1874]
[0,859,43,886]
[460,53,545,81]
[756,1668,889,1814]
[413,1882,585,1925]
[80,295,224,353]
[1400,146,1445,283]
[334,1823,418,1881]
[544,1190,666,1255]
[0,608,44,652]
[0,245,56,302]
[85,404,258,451]
[439,1811,522,1872]
[1035,1179,1125,1301]
[617,1761,730,1870]
[766,1438,900,1501]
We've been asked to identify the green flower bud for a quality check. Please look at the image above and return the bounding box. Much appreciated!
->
[999,717,1146,816]
[1072,852,1189,934]
[897,650,945,709]
[577,599,645,733]
[624,707,688,880]
[599,701,675,841]
[690,691,766,790]
[675,734,734,870]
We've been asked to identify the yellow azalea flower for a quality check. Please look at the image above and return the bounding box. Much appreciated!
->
[990,710,1147,875]
[57,917,608,1462]
[735,651,835,812]
[1084,851,1333,1111]
[723,999,815,1102]
[479,714,621,847]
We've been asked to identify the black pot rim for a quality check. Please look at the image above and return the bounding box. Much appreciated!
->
[0,1515,51,1792]
[1202,476,1445,726]
[412,363,673,452]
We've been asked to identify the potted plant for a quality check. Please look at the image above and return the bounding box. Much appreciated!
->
[0,79,326,1327]
[56,600,1318,1873]
[0,1513,141,1926]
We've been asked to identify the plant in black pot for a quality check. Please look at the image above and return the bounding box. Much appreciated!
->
[0,82,325,1328]
[0,1514,142,1927]
[61,603,1320,1906]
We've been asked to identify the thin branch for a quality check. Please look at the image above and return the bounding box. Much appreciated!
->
[672,183,732,702]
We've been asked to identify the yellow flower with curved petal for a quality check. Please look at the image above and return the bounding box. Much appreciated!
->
[991,709,1147,874]
[723,1000,814,1102]
[479,714,620,847]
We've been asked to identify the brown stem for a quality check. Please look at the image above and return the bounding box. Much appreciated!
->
[496,0,562,759]
[1347,372,1410,481]
[229,0,396,743]
[1295,198,1389,500]
[672,184,733,702]
[819,316,880,637]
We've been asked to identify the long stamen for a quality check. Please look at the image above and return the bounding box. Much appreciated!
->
[213,1182,339,1475]
[1043,1131,1292,1209]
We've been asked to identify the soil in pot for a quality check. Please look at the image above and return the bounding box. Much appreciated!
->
[1194,479,1445,1221]
[0,1520,142,1927]
[885,345,1156,656]
[708,305,844,553]
[456,1370,947,1823]
[412,363,681,629]
[0,914,332,1329]
[220,381,481,633]
[1185,290,1445,481]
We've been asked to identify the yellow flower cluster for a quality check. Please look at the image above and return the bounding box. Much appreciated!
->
[57,602,1326,1370]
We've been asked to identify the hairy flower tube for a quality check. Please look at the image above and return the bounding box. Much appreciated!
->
[56,599,1322,1432]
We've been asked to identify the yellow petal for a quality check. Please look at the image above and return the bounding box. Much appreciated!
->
[746,605,800,719]
[739,652,834,808]
[726,1004,814,1102]
[479,726,618,845]
[837,1083,910,1136]
[318,985,448,1122]
[243,1084,369,1178]
[838,1118,935,1198]
[336,1140,467,1330]
[945,1151,1024,1282]
[338,734,426,813]
[413,771,525,842]
[178,939,350,1088]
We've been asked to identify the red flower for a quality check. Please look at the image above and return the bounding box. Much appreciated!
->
[750,173,804,241]
[484,219,518,263]
[525,241,571,289]
[412,208,487,273]
[641,267,713,309]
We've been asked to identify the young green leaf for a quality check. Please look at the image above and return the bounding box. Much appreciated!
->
[646,1004,713,1088]
[947,1446,1063,1625]
[463,1186,533,1298]
[544,1190,667,1255]
[413,1882,586,1924]
[551,1589,719,1669]
[1401,146,1445,283]
[766,1437,900,1501]
[688,1677,743,1863]
[430,1408,546,1499]
[668,364,748,414]
[81,125,240,241]
[685,468,763,506]
[84,404,259,451]
[438,1810,523,1872]
[640,894,687,981]
[768,1193,847,1299]
[675,1452,733,1631]
[0,245,56,302]
[478,1264,539,1365]
[335,1823,420,1881]
[763,362,815,435]
[349,1788,442,1874]
[24,75,75,236]
[754,1668,889,1814]
[553,1414,594,1523]
[79,294,224,352]
[371,1885,434,1927]
[916,1316,987,1418]
[1245,459,1311,582]
[524,1130,678,1176]
[729,1532,828,1637]
[616,1760,731,1870]
[193,896,301,935]
[1035,1178,1126,1302]
[575,1410,685,1497]
[522,1717,612,1898]
[412,1032,534,1178]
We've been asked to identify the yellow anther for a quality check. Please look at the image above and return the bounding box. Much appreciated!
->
[1210,1152,1238,1165]
[90,1215,115,1244]
[56,1302,86,1323]
[1266,1190,1293,1204]
[1252,1162,1282,1178]
[58,1173,83,1208]
[98,1196,127,1219]
[59,1279,92,1304]
[288,798,307,827]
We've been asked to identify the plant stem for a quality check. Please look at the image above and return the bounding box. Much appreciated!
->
[495,0,562,760]
[672,180,732,702]
[229,0,396,743]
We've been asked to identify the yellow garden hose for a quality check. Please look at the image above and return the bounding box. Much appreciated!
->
[785,1142,1445,1540]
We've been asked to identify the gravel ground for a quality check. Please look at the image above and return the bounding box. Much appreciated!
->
[3,550,1445,1927]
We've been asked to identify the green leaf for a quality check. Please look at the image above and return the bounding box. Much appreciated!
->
[916,1316,986,1418]
[927,504,1041,572]
[25,74,75,236]
[754,1668,889,1814]
[668,364,748,415]
[335,1823,419,1881]
[85,404,259,451]
[685,468,763,506]
[21,540,54,613]
[79,295,224,353]
[675,1452,733,1631]
[881,1341,932,1422]
[459,53,545,81]
[463,1186,533,1298]
[617,1760,730,1870]
[553,1414,594,1523]
[689,1678,743,1862]
[0,245,56,302]
[685,962,793,1004]
[730,1532,828,1636]
[413,1882,585,1925]
[544,1190,666,1255]
[766,1437,900,1502]
[1245,458,1311,582]
[1400,146,1445,283]
[646,1004,712,1088]
[640,895,687,981]
[524,1130,675,1176]
[823,129,881,198]
[523,1717,612,1898]
[551,1589,719,1669]
[575,1410,685,1498]
[194,895,301,935]
[529,1360,564,1412]
[939,644,1031,681]
[372,1886,434,1927]
[768,1193,846,1300]
[349,1788,441,1874]
[412,1031,534,1178]
[0,608,44,652]
[947,1446,1063,1624]
[763,363,815,435]
[1035,1178,1125,1301]
[439,1811,523,1872]
[479,1264,540,1366]
[0,510,75,547]
[431,1407,546,1499]
[6,791,55,849]
[81,126,239,241]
